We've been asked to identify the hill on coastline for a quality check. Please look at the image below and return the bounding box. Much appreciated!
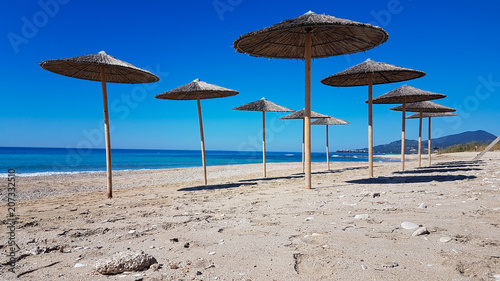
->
[338,130,496,154]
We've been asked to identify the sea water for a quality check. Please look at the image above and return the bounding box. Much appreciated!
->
[0,147,394,177]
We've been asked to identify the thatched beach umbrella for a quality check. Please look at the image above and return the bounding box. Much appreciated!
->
[234,11,388,189]
[155,79,238,186]
[320,59,425,177]
[233,98,294,177]
[407,112,458,165]
[372,85,446,171]
[39,51,159,199]
[393,103,457,166]
[311,116,349,170]
[280,109,329,173]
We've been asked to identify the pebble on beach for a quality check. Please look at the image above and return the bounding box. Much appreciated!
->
[95,251,158,275]
[401,222,419,230]
[439,236,452,243]
[354,214,370,220]
[412,227,430,237]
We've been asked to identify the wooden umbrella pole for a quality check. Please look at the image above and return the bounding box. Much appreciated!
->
[100,67,113,199]
[304,32,312,189]
[368,73,374,177]
[262,111,266,178]
[428,117,432,166]
[326,125,330,170]
[197,93,208,185]
[418,110,423,167]
[401,100,406,171]
[302,119,305,173]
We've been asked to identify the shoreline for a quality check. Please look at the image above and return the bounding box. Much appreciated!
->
[1,154,399,179]
[2,152,489,202]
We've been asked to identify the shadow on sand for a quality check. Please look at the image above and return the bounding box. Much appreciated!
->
[311,166,368,175]
[238,165,369,183]
[346,174,476,184]
[392,167,481,174]
[178,182,257,192]
[238,174,303,183]
[431,160,483,168]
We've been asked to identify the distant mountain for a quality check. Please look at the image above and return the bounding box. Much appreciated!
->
[339,130,497,154]
[431,130,496,148]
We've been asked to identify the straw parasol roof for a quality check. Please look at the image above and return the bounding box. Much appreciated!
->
[407,112,458,119]
[155,79,238,100]
[389,101,456,113]
[373,85,446,171]
[391,101,455,168]
[232,98,294,112]
[155,79,239,186]
[280,109,329,119]
[312,116,349,170]
[311,116,350,125]
[372,85,446,104]
[39,51,159,199]
[234,11,388,190]
[280,108,329,173]
[39,51,159,84]
[321,59,425,87]
[405,109,458,167]
[234,11,388,59]
[233,98,293,177]
[320,59,425,178]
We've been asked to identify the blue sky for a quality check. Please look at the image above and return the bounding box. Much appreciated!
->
[1,0,499,153]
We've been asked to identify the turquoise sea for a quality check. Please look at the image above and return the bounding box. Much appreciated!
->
[0,147,395,177]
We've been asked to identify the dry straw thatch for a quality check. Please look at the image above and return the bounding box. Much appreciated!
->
[407,112,458,119]
[373,86,445,171]
[311,115,350,170]
[390,101,456,113]
[321,59,425,87]
[404,108,457,167]
[232,98,293,178]
[320,59,425,178]
[39,51,159,199]
[280,109,329,119]
[39,51,159,84]
[232,98,294,112]
[311,116,350,125]
[234,11,388,59]
[155,79,239,186]
[155,79,238,100]
[372,85,446,104]
[234,11,388,189]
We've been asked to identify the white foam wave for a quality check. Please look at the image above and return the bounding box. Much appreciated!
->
[0,170,103,178]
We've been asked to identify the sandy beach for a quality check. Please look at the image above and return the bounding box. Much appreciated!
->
[2,151,500,280]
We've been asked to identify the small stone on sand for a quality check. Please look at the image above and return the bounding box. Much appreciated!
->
[354,214,370,220]
[439,236,452,243]
[412,227,430,236]
[401,222,419,230]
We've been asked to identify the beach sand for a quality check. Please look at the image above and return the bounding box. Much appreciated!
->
[2,152,500,280]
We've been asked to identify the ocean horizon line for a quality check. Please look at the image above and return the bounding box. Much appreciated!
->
[0,146,373,155]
